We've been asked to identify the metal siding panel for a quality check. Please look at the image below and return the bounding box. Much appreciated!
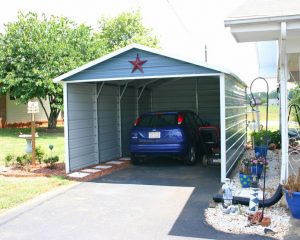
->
[68,83,98,171]
[121,88,137,155]
[65,49,218,81]
[138,89,151,115]
[197,77,220,125]
[69,136,97,149]
[98,85,121,162]
[224,74,247,176]
[152,78,196,112]
[68,119,95,130]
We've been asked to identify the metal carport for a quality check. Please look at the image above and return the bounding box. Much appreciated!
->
[54,43,247,182]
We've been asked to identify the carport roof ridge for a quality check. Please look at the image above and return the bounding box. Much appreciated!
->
[53,43,242,84]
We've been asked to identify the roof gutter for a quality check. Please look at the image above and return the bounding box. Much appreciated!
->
[225,14,300,27]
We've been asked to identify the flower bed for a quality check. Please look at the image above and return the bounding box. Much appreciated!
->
[205,149,290,239]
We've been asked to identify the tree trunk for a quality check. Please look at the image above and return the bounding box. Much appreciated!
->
[48,110,60,129]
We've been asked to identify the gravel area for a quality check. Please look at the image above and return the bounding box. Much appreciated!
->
[205,149,291,239]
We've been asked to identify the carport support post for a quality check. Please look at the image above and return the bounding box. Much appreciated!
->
[96,82,105,163]
[279,22,289,183]
[220,74,226,182]
[137,85,146,117]
[63,82,70,173]
[119,81,129,157]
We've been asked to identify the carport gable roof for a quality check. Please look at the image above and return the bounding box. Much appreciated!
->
[53,43,238,83]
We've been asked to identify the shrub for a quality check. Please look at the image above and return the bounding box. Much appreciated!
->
[269,130,281,148]
[16,154,31,167]
[4,154,15,167]
[35,146,46,164]
[251,130,281,149]
[44,156,59,169]
[251,130,270,146]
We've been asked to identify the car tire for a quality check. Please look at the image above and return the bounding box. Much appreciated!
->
[131,154,144,165]
[184,145,196,165]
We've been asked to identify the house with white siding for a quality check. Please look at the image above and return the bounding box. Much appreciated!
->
[0,93,63,128]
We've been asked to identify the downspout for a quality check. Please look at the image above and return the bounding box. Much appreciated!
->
[279,22,289,183]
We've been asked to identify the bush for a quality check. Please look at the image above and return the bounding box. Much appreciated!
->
[269,130,281,148]
[16,154,31,167]
[251,130,281,149]
[44,156,59,169]
[4,154,15,167]
[35,146,46,164]
[251,130,270,146]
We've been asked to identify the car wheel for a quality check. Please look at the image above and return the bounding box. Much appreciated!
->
[131,154,144,165]
[202,154,208,167]
[184,146,196,165]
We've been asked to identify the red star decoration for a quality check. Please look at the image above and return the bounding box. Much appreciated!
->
[129,54,147,73]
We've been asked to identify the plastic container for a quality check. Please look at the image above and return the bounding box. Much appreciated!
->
[254,146,268,157]
[284,189,300,219]
[239,173,251,188]
[250,164,264,179]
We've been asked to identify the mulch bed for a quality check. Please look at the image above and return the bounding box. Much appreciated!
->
[0,161,131,181]
[0,163,66,178]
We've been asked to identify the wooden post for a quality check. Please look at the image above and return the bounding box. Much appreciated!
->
[31,113,36,165]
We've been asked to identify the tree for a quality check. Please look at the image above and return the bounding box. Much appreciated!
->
[0,11,159,129]
[94,10,159,55]
[0,12,95,128]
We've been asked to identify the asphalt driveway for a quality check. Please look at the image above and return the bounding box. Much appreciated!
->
[0,158,273,240]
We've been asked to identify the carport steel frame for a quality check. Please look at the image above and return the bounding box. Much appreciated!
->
[56,44,247,182]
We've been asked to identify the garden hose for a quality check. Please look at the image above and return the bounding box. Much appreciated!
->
[213,184,283,207]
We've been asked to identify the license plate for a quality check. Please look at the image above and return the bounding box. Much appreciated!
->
[149,132,161,139]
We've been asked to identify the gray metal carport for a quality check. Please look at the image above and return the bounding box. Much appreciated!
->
[54,43,247,182]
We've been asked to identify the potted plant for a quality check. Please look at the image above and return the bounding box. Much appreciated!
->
[239,158,252,188]
[249,156,267,179]
[283,168,300,219]
[251,130,269,157]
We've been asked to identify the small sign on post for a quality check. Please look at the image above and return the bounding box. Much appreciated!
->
[28,101,39,114]
[28,101,39,165]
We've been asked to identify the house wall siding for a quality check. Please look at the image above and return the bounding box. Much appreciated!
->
[6,94,62,124]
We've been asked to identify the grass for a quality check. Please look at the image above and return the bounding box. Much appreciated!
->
[247,105,280,131]
[0,127,64,166]
[0,127,70,213]
[0,176,72,213]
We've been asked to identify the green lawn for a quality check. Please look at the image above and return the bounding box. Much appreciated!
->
[0,176,72,213]
[247,105,280,131]
[0,127,70,213]
[0,127,64,166]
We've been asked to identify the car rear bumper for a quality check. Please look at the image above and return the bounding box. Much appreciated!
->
[130,143,186,155]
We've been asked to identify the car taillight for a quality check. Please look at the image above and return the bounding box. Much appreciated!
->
[134,117,141,126]
[177,114,184,125]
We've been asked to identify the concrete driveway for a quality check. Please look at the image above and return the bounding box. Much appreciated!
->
[0,158,273,240]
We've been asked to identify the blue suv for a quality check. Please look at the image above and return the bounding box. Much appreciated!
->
[129,110,204,165]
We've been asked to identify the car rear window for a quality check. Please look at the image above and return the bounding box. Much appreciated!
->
[138,114,178,127]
